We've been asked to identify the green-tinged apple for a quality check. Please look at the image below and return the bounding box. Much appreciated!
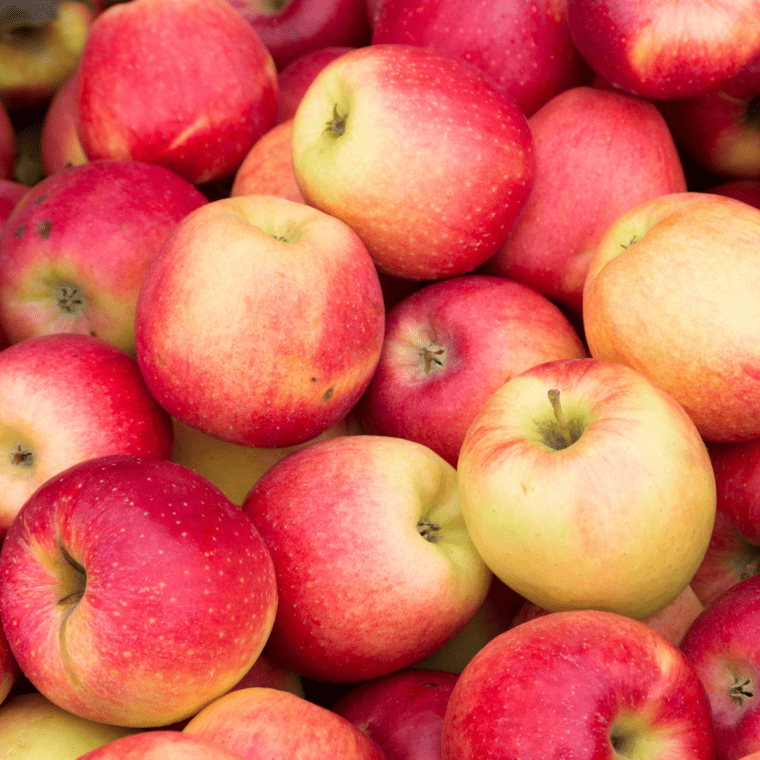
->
[0,333,174,539]
[441,610,716,760]
[243,434,492,683]
[0,692,133,760]
[482,85,686,318]
[457,358,716,619]
[135,194,384,449]
[291,43,534,280]
[76,0,279,184]
[680,573,760,760]
[0,454,278,727]
[183,687,386,760]
[567,0,760,99]
[78,731,246,759]
[0,100,14,179]
[40,72,88,176]
[372,0,589,117]
[358,274,588,467]
[0,159,207,354]
[582,191,760,443]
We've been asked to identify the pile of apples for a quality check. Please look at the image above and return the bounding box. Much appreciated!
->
[2,0,760,758]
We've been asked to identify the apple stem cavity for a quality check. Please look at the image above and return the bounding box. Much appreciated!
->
[57,543,87,607]
[56,284,86,316]
[547,388,574,448]
[324,104,348,137]
[417,519,441,543]
[420,343,446,374]
[730,676,754,707]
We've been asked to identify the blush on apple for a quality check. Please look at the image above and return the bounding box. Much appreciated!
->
[40,72,88,176]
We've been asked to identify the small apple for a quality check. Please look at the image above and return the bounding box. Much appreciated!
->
[0,454,278,727]
[40,72,88,176]
[457,358,716,619]
[291,43,534,280]
[77,731,246,760]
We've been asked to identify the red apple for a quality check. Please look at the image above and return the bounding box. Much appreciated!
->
[135,194,384,449]
[0,158,208,355]
[0,100,14,180]
[242,434,492,683]
[483,85,687,318]
[291,43,535,280]
[78,731,246,760]
[0,454,279,727]
[680,573,760,760]
[76,0,279,185]
[40,72,88,176]
[183,687,386,760]
[0,179,27,231]
[457,358,717,619]
[441,610,716,760]
[358,274,589,467]
[710,180,760,208]
[225,0,370,70]
[372,0,589,117]
[583,191,760,442]
[566,0,760,100]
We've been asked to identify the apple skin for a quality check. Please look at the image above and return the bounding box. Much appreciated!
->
[332,668,459,760]
[710,180,760,208]
[77,731,246,759]
[680,573,760,760]
[457,357,717,620]
[583,192,760,443]
[76,0,279,185]
[0,159,208,355]
[135,194,385,449]
[441,609,716,760]
[0,101,15,180]
[371,0,589,118]
[482,85,687,318]
[41,72,88,176]
[242,434,492,683]
[357,274,589,468]
[0,454,279,728]
[182,687,386,760]
[291,43,535,280]
[0,179,27,230]
[566,0,760,100]
[0,332,174,540]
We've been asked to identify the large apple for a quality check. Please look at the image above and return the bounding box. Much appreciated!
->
[566,0,760,100]
[291,43,535,280]
[0,158,207,355]
[583,191,760,443]
[135,194,384,449]
[242,434,492,683]
[482,85,687,318]
[457,357,716,620]
[441,610,716,760]
[358,274,588,467]
[371,0,589,117]
[0,454,279,727]
[76,0,279,185]
[40,72,88,176]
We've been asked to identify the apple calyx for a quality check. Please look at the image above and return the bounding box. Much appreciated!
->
[420,343,446,374]
[324,104,348,137]
[57,543,86,608]
[417,518,441,543]
[10,442,33,469]
[730,676,755,707]
[56,284,86,316]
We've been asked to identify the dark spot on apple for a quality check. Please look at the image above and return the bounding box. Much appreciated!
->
[322,386,334,402]
[35,194,47,205]
[14,224,25,238]
[311,377,318,382]
[36,219,52,239]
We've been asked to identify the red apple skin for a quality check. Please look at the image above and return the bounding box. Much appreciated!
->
[567,0,760,100]
[41,73,88,177]
[710,180,760,208]
[358,274,589,467]
[226,0,371,70]
[76,0,279,185]
[332,668,458,760]
[0,159,208,355]
[0,180,27,231]
[78,731,246,760]
[372,0,589,117]
[183,687,386,760]
[0,624,17,709]
[276,46,354,123]
[442,610,716,760]
[0,102,15,180]
[0,454,279,728]
[483,86,687,318]
[680,573,760,760]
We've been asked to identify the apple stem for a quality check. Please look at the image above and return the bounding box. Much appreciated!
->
[547,388,573,448]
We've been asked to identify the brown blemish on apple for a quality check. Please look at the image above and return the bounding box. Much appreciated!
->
[322,386,334,402]
[729,676,754,707]
[36,219,52,239]
[34,194,47,205]
[14,224,25,238]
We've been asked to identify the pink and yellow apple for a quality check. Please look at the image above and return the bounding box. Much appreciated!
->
[78,731,246,760]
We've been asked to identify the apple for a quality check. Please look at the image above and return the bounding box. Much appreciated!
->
[566,0,760,100]
[40,72,88,176]
[680,573,760,760]
[0,99,15,179]
[582,191,760,443]
[0,1,96,109]
[0,453,279,727]
[76,0,279,185]
[457,357,716,620]
[0,178,27,230]
[357,274,589,468]
[0,158,208,355]
[225,0,370,71]
[242,434,492,683]
[78,731,246,760]
[183,687,386,760]
[290,43,535,280]
[482,85,687,318]
[332,668,459,760]
[441,609,716,760]
[135,194,385,449]
[371,0,589,118]
[0,618,17,708]
[0,692,133,760]
[710,179,760,208]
